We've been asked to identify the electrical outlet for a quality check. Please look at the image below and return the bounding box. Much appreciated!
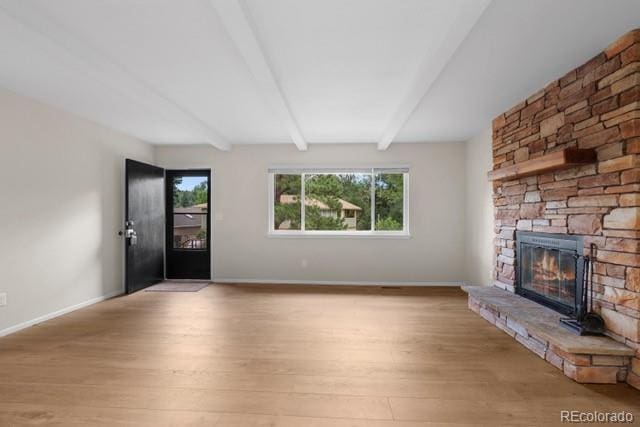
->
[0,293,6,307]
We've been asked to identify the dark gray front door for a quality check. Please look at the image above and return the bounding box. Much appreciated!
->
[125,159,165,293]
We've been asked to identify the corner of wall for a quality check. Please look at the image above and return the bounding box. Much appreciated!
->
[464,129,494,286]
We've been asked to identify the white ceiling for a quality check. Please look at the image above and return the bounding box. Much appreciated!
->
[0,0,638,150]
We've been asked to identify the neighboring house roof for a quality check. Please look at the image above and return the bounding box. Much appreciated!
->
[173,213,203,228]
[280,195,361,211]
[174,202,208,214]
[174,203,207,228]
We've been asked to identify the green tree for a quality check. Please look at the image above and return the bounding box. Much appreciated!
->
[375,216,402,231]
[192,182,208,205]
[273,175,301,229]
[173,178,208,208]
[305,206,346,230]
[173,177,184,207]
[305,174,347,230]
[339,174,371,230]
[375,173,403,230]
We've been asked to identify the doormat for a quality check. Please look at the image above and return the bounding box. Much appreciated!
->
[144,281,209,292]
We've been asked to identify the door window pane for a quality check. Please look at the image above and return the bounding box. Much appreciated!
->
[374,173,403,231]
[173,176,208,212]
[172,176,208,249]
[274,174,302,230]
[304,173,371,231]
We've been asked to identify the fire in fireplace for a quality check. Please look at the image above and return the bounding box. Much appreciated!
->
[516,232,584,316]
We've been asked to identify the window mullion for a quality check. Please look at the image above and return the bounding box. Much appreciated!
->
[301,173,306,232]
[404,173,408,233]
[370,169,375,231]
[269,173,274,233]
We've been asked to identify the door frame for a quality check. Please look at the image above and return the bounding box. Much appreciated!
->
[165,169,212,280]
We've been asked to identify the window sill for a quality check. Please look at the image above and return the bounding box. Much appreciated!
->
[267,231,411,239]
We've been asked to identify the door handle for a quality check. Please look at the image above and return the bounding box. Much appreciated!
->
[124,221,138,246]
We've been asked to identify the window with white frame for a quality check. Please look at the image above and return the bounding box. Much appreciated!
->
[268,167,409,235]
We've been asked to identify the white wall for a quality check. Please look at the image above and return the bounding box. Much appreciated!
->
[0,88,154,334]
[464,129,494,285]
[155,143,467,284]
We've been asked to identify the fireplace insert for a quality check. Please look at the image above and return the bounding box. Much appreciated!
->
[516,232,584,317]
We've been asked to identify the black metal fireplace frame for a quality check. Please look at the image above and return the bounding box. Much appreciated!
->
[515,231,585,317]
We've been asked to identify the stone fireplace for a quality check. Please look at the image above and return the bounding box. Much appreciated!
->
[465,29,640,389]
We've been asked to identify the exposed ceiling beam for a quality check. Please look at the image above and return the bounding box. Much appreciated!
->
[0,0,231,151]
[377,0,492,150]
[210,0,307,151]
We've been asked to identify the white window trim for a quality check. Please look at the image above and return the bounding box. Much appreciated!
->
[267,167,410,238]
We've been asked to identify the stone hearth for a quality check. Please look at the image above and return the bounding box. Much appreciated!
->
[464,286,634,384]
[475,28,640,389]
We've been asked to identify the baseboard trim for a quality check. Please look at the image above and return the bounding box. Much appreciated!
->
[213,278,464,287]
[0,289,123,337]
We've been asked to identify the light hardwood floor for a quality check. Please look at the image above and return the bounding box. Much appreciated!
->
[0,284,638,426]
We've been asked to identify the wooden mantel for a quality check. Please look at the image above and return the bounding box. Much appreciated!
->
[487,148,597,181]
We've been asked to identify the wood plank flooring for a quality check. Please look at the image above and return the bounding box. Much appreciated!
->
[0,284,638,426]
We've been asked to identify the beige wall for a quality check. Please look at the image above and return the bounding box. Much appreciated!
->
[0,86,492,334]
[0,88,154,334]
[464,129,494,285]
[156,143,467,284]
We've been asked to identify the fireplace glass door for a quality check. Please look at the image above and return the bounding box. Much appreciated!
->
[519,243,578,312]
